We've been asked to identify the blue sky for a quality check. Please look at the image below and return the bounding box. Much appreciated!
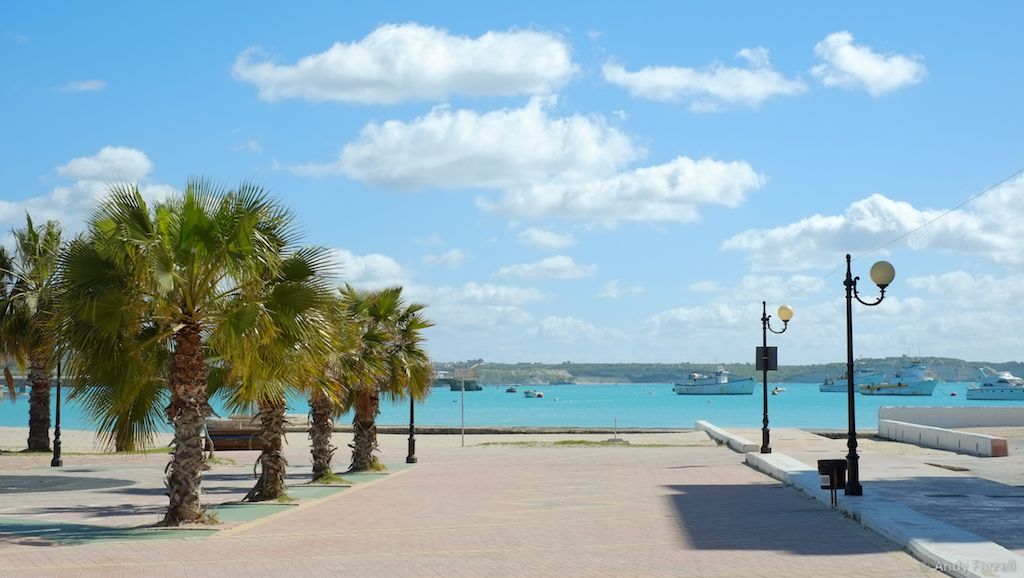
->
[3,2,1023,364]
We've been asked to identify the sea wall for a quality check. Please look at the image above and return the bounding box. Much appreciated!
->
[878,406,1024,428]
[877,419,1008,457]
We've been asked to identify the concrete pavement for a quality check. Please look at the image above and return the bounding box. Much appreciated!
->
[0,430,945,577]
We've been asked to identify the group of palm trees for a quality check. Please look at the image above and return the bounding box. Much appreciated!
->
[0,180,434,526]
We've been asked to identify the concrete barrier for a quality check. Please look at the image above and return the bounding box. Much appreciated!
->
[879,406,1024,428]
[695,420,758,453]
[877,419,1008,457]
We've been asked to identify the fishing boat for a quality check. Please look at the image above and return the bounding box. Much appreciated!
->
[524,389,544,398]
[966,368,1024,400]
[673,367,754,395]
[820,368,884,392]
[859,362,937,396]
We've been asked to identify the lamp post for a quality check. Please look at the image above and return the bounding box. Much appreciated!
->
[843,254,895,495]
[406,395,417,463]
[760,301,793,454]
[50,360,62,468]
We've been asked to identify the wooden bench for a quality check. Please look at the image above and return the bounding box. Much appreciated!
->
[205,417,261,452]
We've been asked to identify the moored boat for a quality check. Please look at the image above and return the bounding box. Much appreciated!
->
[859,362,937,396]
[524,389,544,398]
[505,385,519,393]
[673,367,754,395]
[820,368,884,392]
[966,368,1024,400]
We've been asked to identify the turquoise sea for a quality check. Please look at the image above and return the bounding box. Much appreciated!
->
[2,381,1022,432]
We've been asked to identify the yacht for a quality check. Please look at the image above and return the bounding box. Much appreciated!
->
[524,389,544,398]
[673,367,754,395]
[859,362,937,396]
[966,368,1024,400]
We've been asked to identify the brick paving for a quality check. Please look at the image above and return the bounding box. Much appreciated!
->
[0,431,943,577]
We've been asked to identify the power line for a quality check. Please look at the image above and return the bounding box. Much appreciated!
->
[775,167,1024,303]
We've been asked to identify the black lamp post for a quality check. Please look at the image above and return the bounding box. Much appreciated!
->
[843,254,895,495]
[405,395,417,464]
[50,360,62,468]
[760,301,793,454]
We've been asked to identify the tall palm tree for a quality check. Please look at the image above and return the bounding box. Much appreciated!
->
[56,180,304,525]
[340,286,433,472]
[0,215,63,451]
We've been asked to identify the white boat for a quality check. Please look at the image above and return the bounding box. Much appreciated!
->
[524,389,543,398]
[966,368,1024,400]
[771,386,785,395]
[820,368,884,392]
[673,367,754,395]
[505,385,518,393]
[859,362,937,396]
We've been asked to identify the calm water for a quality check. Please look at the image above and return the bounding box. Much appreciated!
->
[1,381,1020,432]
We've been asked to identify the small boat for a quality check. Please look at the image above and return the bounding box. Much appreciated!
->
[505,385,518,393]
[859,362,937,396]
[771,386,785,395]
[673,367,754,395]
[524,389,544,398]
[820,368,884,392]
[966,368,1024,400]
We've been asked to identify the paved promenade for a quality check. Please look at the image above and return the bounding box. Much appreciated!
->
[0,430,941,577]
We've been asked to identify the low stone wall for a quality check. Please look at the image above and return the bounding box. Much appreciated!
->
[695,420,758,453]
[877,419,1008,457]
[878,406,1024,428]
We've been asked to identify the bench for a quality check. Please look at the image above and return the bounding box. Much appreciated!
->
[205,417,262,452]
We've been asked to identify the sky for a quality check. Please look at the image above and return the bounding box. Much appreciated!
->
[2,2,1023,365]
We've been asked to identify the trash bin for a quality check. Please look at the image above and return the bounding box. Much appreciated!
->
[818,459,847,507]
[817,459,847,490]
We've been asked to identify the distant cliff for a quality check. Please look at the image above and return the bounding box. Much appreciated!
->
[463,357,1023,384]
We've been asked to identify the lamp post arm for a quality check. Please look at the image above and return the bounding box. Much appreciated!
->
[852,276,887,307]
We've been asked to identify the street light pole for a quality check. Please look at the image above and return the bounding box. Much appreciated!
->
[50,360,62,468]
[406,394,417,463]
[760,301,793,454]
[843,254,895,496]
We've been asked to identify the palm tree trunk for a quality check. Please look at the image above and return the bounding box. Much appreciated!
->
[246,398,288,501]
[349,389,380,471]
[163,321,209,526]
[26,352,50,452]
[309,389,335,482]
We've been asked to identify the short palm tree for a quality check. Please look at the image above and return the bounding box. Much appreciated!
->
[340,286,433,472]
[0,215,63,451]
[213,247,336,501]
[56,180,304,525]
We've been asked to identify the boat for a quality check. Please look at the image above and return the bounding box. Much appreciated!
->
[673,367,754,395]
[820,368,884,392]
[450,381,482,392]
[859,362,937,396]
[966,368,1024,400]
[504,385,518,393]
[771,386,785,395]
[524,389,544,398]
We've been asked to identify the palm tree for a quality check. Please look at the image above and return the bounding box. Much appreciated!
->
[213,247,336,501]
[56,180,305,525]
[0,215,63,451]
[340,286,433,472]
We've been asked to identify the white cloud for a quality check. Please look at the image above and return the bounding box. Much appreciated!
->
[293,97,640,189]
[329,248,409,289]
[602,47,806,112]
[0,147,173,235]
[811,31,926,96]
[422,249,467,268]
[531,316,603,341]
[484,156,765,224]
[495,255,596,279]
[407,282,542,332]
[56,146,153,182]
[723,178,1024,271]
[688,281,720,293]
[59,80,107,93]
[233,139,263,154]
[517,227,576,250]
[233,23,576,104]
[598,280,645,299]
